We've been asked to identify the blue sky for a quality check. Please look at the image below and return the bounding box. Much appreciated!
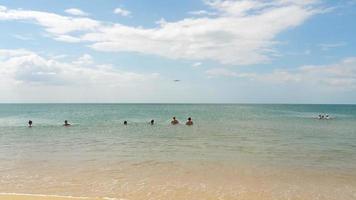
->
[0,0,356,103]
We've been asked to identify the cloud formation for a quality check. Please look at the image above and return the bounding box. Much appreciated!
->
[0,5,99,35]
[0,49,158,86]
[192,62,202,68]
[206,57,356,90]
[0,49,160,101]
[0,1,322,65]
[206,68,239,78]
[319,42,346,51]
[113,7,131,17]
[188,10,217,16]
[65,8,89,16]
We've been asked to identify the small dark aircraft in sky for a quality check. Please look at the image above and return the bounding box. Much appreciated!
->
[173,79,181,82]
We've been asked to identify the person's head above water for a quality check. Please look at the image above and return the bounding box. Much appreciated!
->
[64,120,71,126]
[171,117,179,125]
[124,121,128,125]
[186,117,193,125]
[28,120,33,127]
[150,119,154,125]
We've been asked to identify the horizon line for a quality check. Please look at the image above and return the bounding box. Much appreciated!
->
[0,102,355,105]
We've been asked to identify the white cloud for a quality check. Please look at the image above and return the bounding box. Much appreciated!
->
[0,49,32,58]
[65,8,89,16]
[0,49,158,86]
[155,18,167,26]
[0,49,160,102]
[113,7,131,17]
[72,54,93,65]
[0,1,323,65]
[0,6,100,35]
[54,35,82,43]
[85,0,322,65]
[13,34,33,41]
[208,57,356,90]
[319,42,346,51]
[192,62,202,67]
[205,68,240,78]
[91,7,316,64]
[188,10,217,16]
[50,54,68,60]
[205,0,264,16]
[0,5,7,11]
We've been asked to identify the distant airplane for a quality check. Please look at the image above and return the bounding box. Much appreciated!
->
[173,79,181,82]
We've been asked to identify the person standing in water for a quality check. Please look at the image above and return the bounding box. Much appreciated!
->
[28,120,33,127]
[150,119,154,125]
[186,117,193,126]
[171,117,179,125]
[63,120,71,126]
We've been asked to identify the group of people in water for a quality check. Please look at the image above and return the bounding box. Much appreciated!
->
[28,120,71,127]
[172,116,193,125]
[318,114,330,120]
[122,117,193,126]
[27,117,193,127]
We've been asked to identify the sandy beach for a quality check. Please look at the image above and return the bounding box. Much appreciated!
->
[0,194,103,200]
[1,161,356,200]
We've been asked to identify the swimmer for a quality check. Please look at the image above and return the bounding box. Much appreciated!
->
[28,120,33,127]
[150,119,154,125]
[185,117,193,126]
[63,120,71,126]
[171,117,179,125]
[124,121,128,125]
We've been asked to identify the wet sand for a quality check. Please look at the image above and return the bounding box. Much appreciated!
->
[1,162,356,200]
[0,193,102,200]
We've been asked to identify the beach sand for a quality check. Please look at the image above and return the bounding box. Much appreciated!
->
[1,162,356,200]
[0,194,104,200]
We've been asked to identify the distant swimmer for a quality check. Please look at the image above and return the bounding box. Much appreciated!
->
[150,119,154,125]
[318,114,331,120]
[28,120,33,127]
[63,120,71,126]
[171,117,179,125]
[185,117,193,126]
[124,121,128,125]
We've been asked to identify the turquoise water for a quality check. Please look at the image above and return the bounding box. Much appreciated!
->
[0,103,355,171]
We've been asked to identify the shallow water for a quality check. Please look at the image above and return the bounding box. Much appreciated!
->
[0,104,355,199]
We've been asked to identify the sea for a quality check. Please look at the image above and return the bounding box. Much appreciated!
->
[0,104,355,199]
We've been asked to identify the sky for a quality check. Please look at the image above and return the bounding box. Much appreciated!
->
[0,0,356,103]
